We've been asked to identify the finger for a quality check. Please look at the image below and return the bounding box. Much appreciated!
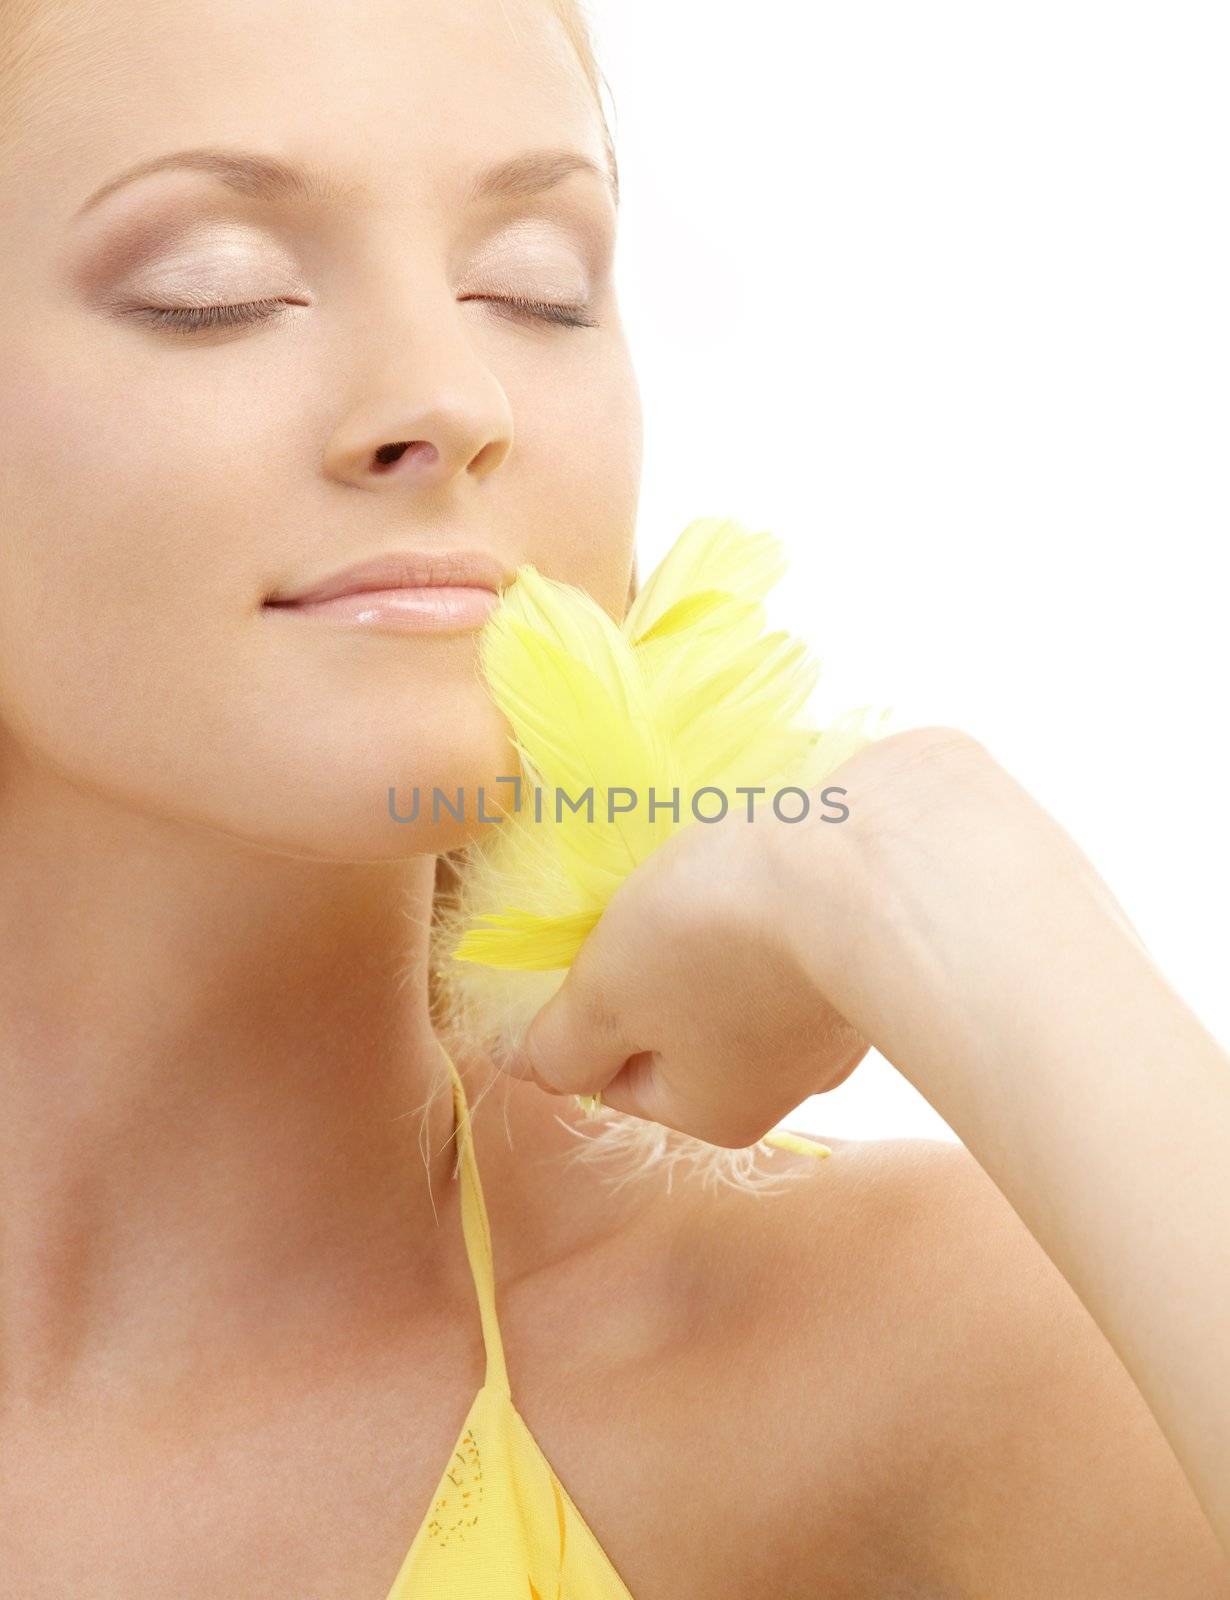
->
[820,1034,872,1094]
[514,959,639,1098]
[583,1050,669,1124]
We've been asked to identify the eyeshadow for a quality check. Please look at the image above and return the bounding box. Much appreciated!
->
[66,192,229,296]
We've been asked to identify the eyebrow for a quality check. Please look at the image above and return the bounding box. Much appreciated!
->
[72,143,620,220]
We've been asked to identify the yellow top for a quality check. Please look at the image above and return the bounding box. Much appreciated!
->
[383,1046,829,1599]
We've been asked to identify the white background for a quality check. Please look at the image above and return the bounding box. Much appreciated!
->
[584,0,1229,1143]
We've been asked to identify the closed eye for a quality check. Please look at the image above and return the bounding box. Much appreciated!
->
[123,293,598,334]
[463,294,598,329]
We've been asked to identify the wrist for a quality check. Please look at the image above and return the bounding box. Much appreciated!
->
[766,748,1159,1117]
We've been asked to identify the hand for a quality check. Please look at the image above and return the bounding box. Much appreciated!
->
[503,725,1144,1148]
[500,756,872,1148]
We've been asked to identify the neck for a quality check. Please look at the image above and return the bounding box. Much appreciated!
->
[0,762,472,1420]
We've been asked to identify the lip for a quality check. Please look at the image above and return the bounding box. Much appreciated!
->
[264,547,513,606]
[273,585,503,634]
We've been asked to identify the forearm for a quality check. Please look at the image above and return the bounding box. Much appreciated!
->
[788,815,1230,1550]
[937,938,1229,1550]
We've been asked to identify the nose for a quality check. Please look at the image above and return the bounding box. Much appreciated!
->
[322,312,515,492]
[372,439,439,475]
[368,437,513,482]
[330,412,512,491]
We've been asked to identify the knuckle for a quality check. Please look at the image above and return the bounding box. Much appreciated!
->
[577,981,624,1044]
[881,724,985,766]
[841,724,991,824]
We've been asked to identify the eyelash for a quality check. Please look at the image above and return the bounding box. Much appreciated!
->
[127,294,598,334]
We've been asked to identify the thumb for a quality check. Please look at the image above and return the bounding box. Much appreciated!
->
[513,974,634,1098]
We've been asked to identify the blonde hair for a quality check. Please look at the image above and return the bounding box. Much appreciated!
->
[544,0,620,206]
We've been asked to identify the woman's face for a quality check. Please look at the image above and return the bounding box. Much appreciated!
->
[0,0,641,860]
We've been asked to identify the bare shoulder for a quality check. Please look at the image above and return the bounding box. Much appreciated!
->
[718,1132,1230,1598]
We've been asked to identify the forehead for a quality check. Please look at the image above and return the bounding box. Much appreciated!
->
[3,0,606,219]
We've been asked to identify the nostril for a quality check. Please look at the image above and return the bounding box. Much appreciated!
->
[373,440,437,471]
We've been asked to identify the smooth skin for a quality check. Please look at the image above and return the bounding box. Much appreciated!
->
[511,725,1230,1593]
[0,0,1225,1594]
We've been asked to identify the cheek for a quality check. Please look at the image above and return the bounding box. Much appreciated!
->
[0,326,273,791]
[1,313,293,629]
[513,337,643,615]
[1,317,274,602]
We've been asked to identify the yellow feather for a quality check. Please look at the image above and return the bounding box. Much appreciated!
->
[432,515,893,1183]
[473,575,676,906]
[454,907,601,971]
[622,515,787,641]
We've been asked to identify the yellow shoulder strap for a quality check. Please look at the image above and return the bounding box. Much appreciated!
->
[438,1044,512,1397]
